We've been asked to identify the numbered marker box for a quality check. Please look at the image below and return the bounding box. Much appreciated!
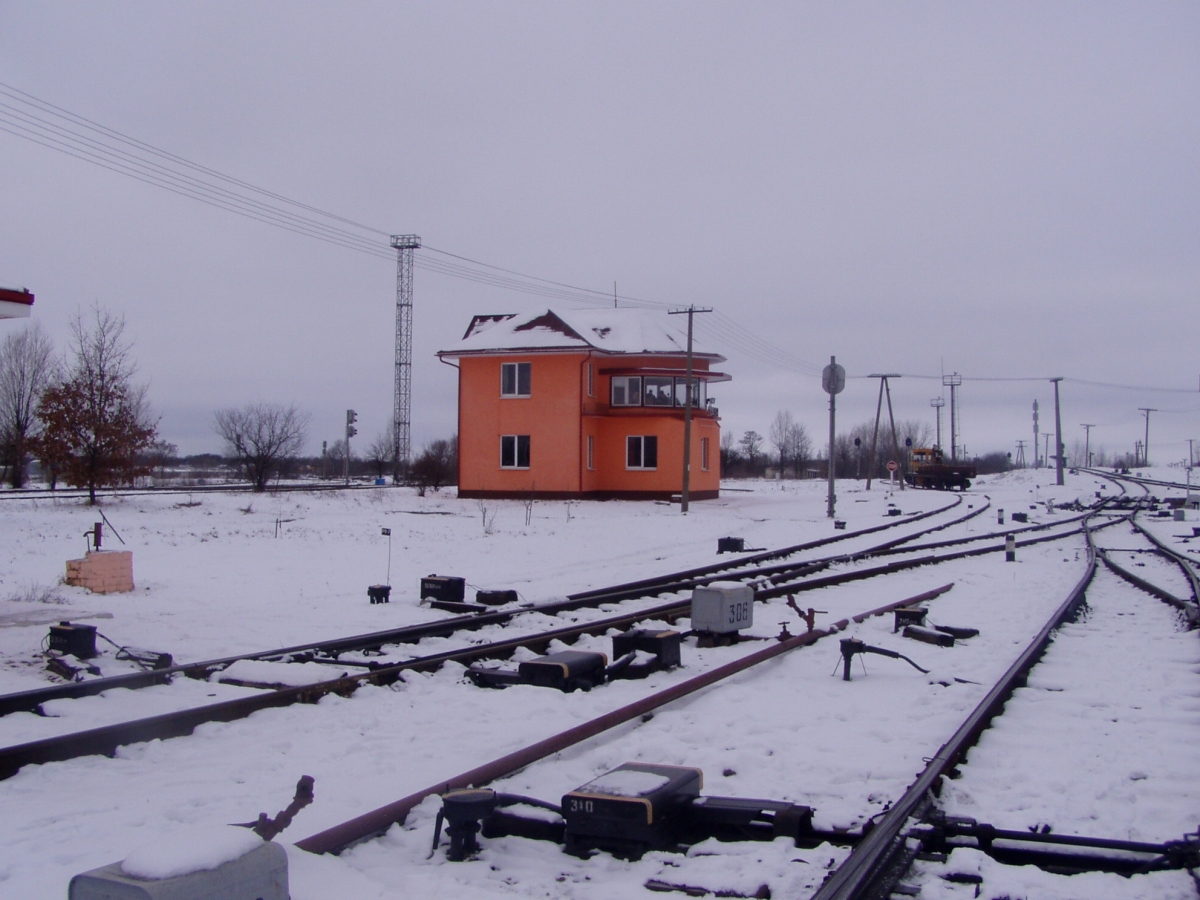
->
[690,581,754,634]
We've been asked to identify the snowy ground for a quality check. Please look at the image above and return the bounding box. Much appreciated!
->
[0,469,1195,899]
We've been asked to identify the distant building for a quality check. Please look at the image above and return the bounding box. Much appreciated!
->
[0,286,34,320]
[437,308,728,500]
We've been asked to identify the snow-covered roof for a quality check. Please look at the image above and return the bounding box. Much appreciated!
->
[439,308,724,361]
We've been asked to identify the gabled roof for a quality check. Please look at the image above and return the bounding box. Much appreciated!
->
[439,308,725,362]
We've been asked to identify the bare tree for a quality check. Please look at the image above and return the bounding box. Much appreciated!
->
[0,321,57,487]
[33,307,156,503]
[365,426,396,480]
[214,402,309,491]
[739,430,765,475]
[411,437,456,495]
[769,411,812,478]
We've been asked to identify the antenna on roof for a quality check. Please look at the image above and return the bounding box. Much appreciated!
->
[614,281,618,309]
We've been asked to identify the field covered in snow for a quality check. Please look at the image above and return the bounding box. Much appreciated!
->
[0,470,1197,899]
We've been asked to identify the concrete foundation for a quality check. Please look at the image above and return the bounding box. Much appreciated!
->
[66,550,134,594]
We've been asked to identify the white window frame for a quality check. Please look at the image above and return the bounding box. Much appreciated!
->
[701,437,710,471]
[586,363,594,397]
[626,435,658,470]
[501,362,531,398]
[586,434,595,470]
[611,375,642,407]
[642,376,674,407]
[500,434,530,469]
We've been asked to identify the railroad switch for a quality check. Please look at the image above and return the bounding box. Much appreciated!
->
[893,607,927,632]
[469,650,608,692]
[786,596,827,633]
[48,621,98,659]
[476,589,518,606]
[717,537,744,554]
[420,574,465,604]
[913,810,1200,876]
[611,629,681,677]
[431,763,816,863]
[469,632,683,691]
[838,638,929,681]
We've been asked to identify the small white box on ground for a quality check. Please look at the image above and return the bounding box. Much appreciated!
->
[69,839,287,900]
[690,581,754,634]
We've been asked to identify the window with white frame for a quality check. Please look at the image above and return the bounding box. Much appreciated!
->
[611,375,642,407]
[500,434,530,469]
[642,376,674,407]
[501,362,531,397]
[626,435,658,470]
[673,378,705,408]
[701,437,710,471]
[586,363,594,397]
[586,434,595,470]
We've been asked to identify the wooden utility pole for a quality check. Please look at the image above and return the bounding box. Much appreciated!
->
[1050,377,1064,486]
[1138,408,1156,466]
[669,306,711,513]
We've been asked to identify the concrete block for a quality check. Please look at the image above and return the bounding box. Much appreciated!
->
[69,840,287,900]
[65,550,134,594]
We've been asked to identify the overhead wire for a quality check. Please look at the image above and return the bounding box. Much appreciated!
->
[2,81,1193,395]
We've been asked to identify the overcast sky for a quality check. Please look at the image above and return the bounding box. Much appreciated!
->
[1,3,1197,465]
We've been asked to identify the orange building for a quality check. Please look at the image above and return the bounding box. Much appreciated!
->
[437,308,728,500]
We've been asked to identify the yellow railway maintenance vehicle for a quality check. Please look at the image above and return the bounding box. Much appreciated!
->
[904,446,976,491]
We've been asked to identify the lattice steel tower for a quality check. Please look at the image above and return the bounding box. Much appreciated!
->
[390,234,421,480]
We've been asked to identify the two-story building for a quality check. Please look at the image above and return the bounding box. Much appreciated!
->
[437,308,728,500]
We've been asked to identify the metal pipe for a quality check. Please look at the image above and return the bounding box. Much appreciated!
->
[294,584,955,855]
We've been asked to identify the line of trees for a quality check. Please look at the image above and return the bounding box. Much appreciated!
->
[0,307,158,503]
[719,411,1016,480]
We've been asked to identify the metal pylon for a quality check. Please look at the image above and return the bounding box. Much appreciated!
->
[390,234,421,481]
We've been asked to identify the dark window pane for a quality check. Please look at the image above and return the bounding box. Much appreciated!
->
[517,435,530,468]
[612,380,627,405]
[628,377,642,405]
[517,363,531,396]
[501,435,515,467]
[644,377,673,406]
[501,364,515,396]
[627,435,641,468]
[644,436,657,468]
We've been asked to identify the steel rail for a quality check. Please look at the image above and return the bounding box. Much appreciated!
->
[808,514,1107,900]
[1128,519,1200,605]
[0,516,1112,784]
[1099,552,1198,623]
[293,584,957,855]
[0,498,978,718]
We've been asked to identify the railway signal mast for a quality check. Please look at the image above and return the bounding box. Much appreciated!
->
[390,235,422,481]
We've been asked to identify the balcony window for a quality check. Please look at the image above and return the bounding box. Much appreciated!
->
[673,378,705,408]
[611,375,642,407]
[643,376,674,407]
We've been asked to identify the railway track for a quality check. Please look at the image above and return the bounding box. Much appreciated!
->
[5,471,1173,899]
[0,492,1116,782]
[813,491,1200,898]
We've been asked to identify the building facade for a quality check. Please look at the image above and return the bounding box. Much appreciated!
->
[438,309,728,500]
